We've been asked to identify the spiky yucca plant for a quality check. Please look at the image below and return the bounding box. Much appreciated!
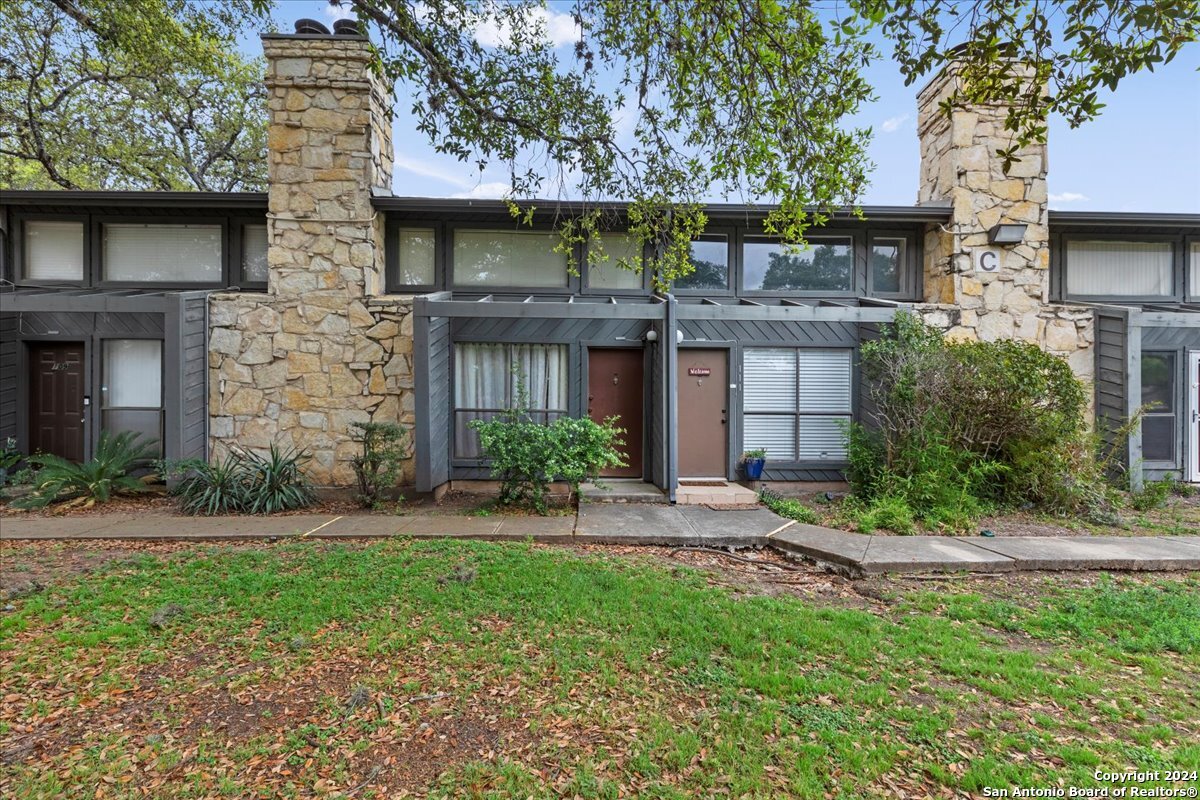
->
[13,431,157,509]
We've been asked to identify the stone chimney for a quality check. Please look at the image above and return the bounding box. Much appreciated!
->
[208,25,414,487]
[915,61,1092,378]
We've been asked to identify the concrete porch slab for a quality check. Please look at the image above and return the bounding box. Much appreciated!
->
[858,536,1016,574]
[769,524,872,569]
[968,536,1200,571]
[579,480,668,504]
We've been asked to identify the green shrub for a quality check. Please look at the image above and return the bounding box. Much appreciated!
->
[853,494,917,535]
[349,421,407,509]
[1130,478,1175,512]
[166,444,316,516]
[13,431,156,509]
[470,409,625,514]
[758,487,820,525]
[851,313,1113,530]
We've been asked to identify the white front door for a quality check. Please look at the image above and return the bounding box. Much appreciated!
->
[1189,351,1200,483]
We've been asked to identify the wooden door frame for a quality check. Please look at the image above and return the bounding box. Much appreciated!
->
[22,338,91,461]
[582,341,649,480]
[676,342,734,479]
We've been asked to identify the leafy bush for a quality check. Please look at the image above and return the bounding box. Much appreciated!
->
[470,409,625,514]
[166,444,316,516]
[850,313,1113,531]
[0,436,23,488]
[1130,478,1175,512]
[758,487,821,525]
[13,431,157,509]
[349,421,407,509]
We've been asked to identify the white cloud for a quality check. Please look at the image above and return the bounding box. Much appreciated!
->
[393,154,471,189]
[323,2,354,20]
[1048,191,1090,204]
[880,114,910,134]
[474,4,580,49]
[452,181,513,199]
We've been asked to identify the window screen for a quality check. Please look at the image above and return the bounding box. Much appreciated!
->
[104,224,222,283]
[743,348,852,462]
[102,339,164,456]
[242,224,269,284]
[743,238,853,292]
[871,238,905,294]
[1190,242,1200,298]
[587,233,644,291]
[396,227,436,285]
[454,230,567,287]
[1141,352,1176,463]
[1066,240,1173,297]
[24,220,85,282]
[674,236,729,290]
[453,343,569,458]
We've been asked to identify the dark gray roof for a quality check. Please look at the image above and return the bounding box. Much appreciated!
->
[0,190,267,208]
[1049,210,1200,228]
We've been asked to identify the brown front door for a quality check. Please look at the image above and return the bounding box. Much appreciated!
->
[588,348,644,477]
[29,343,86,462]
[677,349,727,477]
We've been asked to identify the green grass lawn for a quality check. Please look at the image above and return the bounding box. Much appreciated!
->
[1,540,1198,798]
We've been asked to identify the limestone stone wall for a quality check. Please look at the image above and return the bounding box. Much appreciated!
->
[914,63,1093,385]
[208,33,414,486]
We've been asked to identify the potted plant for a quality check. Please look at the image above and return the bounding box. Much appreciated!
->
[740,449,767,480]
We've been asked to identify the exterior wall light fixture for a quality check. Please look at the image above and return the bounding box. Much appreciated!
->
[988,223,1028,245]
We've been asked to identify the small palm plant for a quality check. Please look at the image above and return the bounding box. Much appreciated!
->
[13,431,157,510]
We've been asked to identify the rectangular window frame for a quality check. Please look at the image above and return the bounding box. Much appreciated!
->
[741,346,855,468]
[1186,235,1200,304]
[100,336,165,459]
[1140,350,1179,469]
[866,230,919,300]
[581,231,652,296]
[385,217,443,293]
[738,231,861,298]
[450,341,572,463]
[1060,233,1181,303]
[671,228,736,297]
[96,216,230,289]
[13,212,90,288]
[449,223,579,294]
[230,218,269,290]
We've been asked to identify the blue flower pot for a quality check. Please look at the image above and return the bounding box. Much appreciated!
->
[743,458,765,480]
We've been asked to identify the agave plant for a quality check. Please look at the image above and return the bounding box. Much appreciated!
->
[169,454,250,516]
[240,445,316,515]
[167,444,315,516]
[13,431,157,509]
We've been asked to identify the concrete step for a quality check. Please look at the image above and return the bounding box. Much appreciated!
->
[579,480,668,504]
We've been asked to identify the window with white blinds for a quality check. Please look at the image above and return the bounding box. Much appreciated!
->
[24,220,85,282]
[587,232,644,291]
[743,348,852,462]
[1065,240,1173,297]
[241,224,269,284]
[102,339,164,456]
[103,223,222,283]
[454,230,568,288]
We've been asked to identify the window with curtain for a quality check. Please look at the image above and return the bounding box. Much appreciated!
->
[102,339,164,457]
[743,237,853,292]
[587,232,644,291]
[743,348,852,462]
[103,223,222,283]
[870,238,906,294]
[1066,240,1174,297]
[453,343,569,458]
[674,235,729,290]
[396,227,436,285]
[241,224,269,284]
[24,220,85,282]
[453,230,568,288]
[1141,352,1176,463]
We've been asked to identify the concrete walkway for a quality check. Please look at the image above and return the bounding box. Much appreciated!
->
[1,505,1198,575]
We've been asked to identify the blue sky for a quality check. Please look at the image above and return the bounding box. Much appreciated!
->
[252,1,1200,212]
